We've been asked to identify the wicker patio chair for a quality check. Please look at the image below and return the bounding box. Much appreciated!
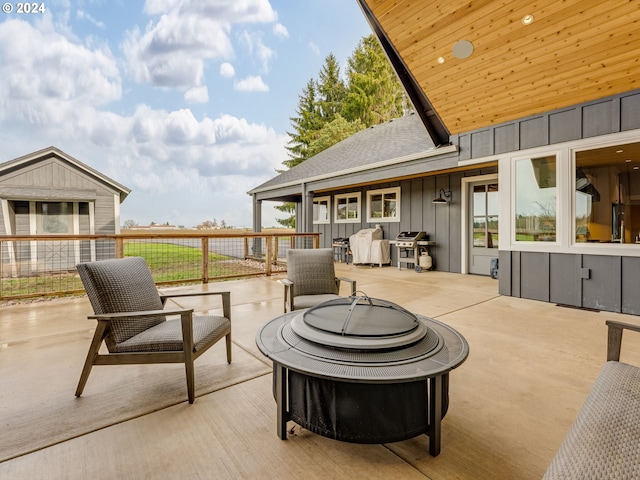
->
[75,256,232,404]
[282,248,356,312]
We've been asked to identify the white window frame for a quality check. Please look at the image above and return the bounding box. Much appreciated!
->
[313,196,330,224]
[334,192,361,223]
[366,186,400,222]
[511,152,560,245]
[461,130,640,262]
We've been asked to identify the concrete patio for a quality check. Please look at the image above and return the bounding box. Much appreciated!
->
[2,263,640,479]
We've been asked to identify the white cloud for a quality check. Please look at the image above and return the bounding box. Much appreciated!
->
[184,85,209,103]
[238,30,274,73]
[273,22,288,38]
[0,18,121,116]
[308,41,320,56]
[220,62,235,78]
[76,9,105,29]
[124,0,279,89]
[0,13,287,228]
[234,75,269,92]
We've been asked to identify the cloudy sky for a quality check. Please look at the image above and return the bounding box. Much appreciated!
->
[0,0,372,228]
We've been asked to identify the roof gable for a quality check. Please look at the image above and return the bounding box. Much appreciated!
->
[0,146,130,202]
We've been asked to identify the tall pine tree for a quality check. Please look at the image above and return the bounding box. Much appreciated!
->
[317,53,346,122]
[282,78,323,170]
[275,35,410,227]
[342,34,409,127]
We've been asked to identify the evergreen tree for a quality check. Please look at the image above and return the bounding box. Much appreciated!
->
[316,53,346,122]
[282,78,323,170]
[342,34,409,127]
[275,34,410,228]
[308,115,363,158]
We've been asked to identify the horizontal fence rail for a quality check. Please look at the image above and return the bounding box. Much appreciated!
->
[0,232,320,301]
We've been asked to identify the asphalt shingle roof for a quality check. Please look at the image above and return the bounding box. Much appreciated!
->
[250,113,435,193]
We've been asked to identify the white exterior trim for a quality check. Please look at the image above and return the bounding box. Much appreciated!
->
[461,174,499,274]
[250,145,458,194]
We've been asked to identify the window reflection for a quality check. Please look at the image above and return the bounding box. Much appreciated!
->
[515,155,557,241]
[575,142,640,243]
[473,183,499,248]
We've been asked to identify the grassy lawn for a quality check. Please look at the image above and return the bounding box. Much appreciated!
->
[1,242,267,300]
[124,241,251,283]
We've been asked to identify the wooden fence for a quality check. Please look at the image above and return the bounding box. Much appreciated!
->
[0,232,320,300]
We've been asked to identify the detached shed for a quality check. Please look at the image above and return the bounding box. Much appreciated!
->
[0,146,130,275]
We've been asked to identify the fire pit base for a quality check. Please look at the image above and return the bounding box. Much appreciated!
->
[286,371,448,444]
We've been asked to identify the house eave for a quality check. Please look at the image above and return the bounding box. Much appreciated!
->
[248,144,457,197]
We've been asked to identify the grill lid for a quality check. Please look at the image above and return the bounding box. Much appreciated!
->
[290,294,428,350]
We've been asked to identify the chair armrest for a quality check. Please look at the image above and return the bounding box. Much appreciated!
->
[280,279,294,312]
[159,291,231,320]
[159,290,230,301]
[606,320,640,361]
[88,308,193,320]
[336,277,357,296]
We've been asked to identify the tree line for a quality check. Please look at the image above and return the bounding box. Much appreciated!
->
[275,34,411,227]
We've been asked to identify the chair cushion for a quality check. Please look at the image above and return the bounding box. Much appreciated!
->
[76,257,165,349]
[113,315,231,353]
[287,249,338,296]
[293,294,342,310]
[543,361,640,479]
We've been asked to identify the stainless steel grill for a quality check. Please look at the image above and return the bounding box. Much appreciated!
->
[394,231,434,271]
[395,231,427,247]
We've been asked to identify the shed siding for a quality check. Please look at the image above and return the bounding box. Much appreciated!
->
[0,156,120,235]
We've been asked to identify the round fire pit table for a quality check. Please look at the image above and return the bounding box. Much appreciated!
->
[255,295,469,456]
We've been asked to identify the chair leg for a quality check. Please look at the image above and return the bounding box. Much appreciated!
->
[226,333,232,363]
[180,311,196,404]
[185,358,196,404]
[76,321,108,397]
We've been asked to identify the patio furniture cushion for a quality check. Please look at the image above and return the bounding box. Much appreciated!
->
[75,256,232,404]
[290,294,342,310]
[543,360,640,479]
[113,315,231,353]
[287,249,339,296]
[283,248,356,312]
[78,257,166,351]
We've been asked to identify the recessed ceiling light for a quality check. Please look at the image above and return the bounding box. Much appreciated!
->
[626,159,632,163]
[634,166,639,170]
[522,14,534,25]
[437,56,445,64]
[617,149,624,153]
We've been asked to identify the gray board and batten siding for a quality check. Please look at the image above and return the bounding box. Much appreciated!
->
[0,151,127,235]
[0,147,130,273]
[483,89,640,315]
[251,90,640,315]
[311,165,497,273]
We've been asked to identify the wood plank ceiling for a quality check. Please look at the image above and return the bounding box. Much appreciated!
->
[359,0,640,135]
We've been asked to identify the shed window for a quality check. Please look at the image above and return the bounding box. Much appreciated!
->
[367,187,400,222]
[38,202,72,234]
[335,193,361,223]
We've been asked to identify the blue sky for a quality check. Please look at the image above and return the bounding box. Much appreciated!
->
[0,0,372,228]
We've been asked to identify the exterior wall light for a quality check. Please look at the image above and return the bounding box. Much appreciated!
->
[432,188,452,204]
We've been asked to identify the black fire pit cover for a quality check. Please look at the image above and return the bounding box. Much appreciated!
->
[290,294,428,350]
